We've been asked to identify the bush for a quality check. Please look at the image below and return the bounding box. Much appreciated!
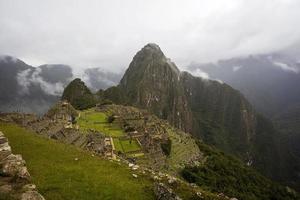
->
[161,138,172,156]
[107,115,115,123]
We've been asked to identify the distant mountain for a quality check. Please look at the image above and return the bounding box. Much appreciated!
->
[97,43,288,184]
[0,56,71,114]
[188,52,300,189]
[188,53,300,117]
[0,55,120,114]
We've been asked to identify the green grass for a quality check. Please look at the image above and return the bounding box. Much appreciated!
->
[119,139,141,153]
[77,109,124,137]
[113,138,141,153]
[113,138,123,153]
[0,122,154,200]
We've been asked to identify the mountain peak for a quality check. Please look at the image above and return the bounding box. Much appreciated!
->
[144,43,161,50]
[61,78,96,110]
[135,43,165,60]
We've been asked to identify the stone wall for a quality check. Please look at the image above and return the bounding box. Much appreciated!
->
[0,131,45,200]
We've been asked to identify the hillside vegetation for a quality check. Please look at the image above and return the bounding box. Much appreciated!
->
[181,141,298,200]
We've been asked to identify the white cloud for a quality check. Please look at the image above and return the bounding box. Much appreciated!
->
[191,68,210,79]
[16,69,31,95]
[0,0,300,70]
[273,62,299,73]
[233,66,243,72]
[16,68,64,96]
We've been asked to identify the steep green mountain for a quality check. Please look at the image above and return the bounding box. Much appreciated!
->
[119,43,193,133]
[62,78,96,110]
[100,44,284,183]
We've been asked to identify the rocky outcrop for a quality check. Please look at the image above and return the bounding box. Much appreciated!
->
[154,182,182,200]
[0,131,45,200]
[119,43,193,134]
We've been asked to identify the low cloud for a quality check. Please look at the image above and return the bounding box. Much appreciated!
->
[233,66,243,72]
[1,0,300,70]
[16,68,64,96]
[273,62,299,73]
[81,68,122,91]
[191,68,210,79]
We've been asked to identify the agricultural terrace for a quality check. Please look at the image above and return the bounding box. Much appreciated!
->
[76,108,143,157]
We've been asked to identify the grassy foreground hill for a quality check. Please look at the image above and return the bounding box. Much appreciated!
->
[0,122,155,200]
[0,121,231,200]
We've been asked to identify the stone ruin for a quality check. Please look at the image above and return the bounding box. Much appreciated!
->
[0,131,45,200]
[97,104,171,169]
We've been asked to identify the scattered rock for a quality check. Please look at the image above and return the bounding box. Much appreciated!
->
[22,184,37,191]
[196,192,202,197]
[132,174,138,178]
[154,182,182,200]
[132,165,139,170]
[153,175,161,181]
[128,163,134,167]
[21,190,45,200]
[190,183,197,188]
[0,184,13,193]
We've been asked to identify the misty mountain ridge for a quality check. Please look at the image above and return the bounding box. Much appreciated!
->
[188,52,300,117]
[187,50,300,189]
[0,55,121,114]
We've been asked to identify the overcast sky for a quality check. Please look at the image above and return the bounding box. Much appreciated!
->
[0,0,300,72]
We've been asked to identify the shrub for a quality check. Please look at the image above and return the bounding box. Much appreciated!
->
[161,138,172,156]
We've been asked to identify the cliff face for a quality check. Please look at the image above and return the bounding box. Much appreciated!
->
[117,44,258,158]
[119,44,193,133]
[180,72,256,156]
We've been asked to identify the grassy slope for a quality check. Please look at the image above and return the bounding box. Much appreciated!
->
[77,109,124,137]
[0,122,154,200]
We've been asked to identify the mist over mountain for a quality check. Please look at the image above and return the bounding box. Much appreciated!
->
[0,55,120,114]
[187,47,300,189]
[82,68,122,92]
[188,52,300,117]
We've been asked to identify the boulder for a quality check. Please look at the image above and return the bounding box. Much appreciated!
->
[0,184,13,193]
[154,182,182,200]
[1,154,30,180]
[21,190,45,200]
